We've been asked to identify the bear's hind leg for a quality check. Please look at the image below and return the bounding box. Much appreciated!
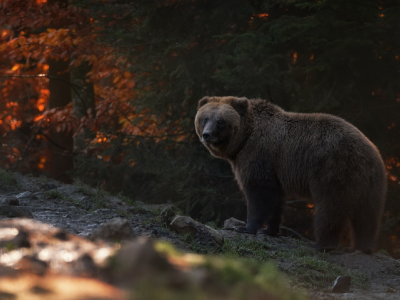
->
[313,201,347,252]
[258,189,283,236]
[350,203,381,254]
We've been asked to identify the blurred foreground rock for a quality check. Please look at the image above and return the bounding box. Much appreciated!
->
[109,237,191,288]
[0,218,306,300]
[0,205,33,218]
[0,219,124,299]
[1,196,19,206]
[0,268,125,300]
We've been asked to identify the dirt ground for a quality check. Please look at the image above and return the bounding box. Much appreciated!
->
[0,172,399,300]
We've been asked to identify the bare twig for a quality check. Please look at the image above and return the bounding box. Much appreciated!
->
[280,226,314,243]
[40,131,72,154]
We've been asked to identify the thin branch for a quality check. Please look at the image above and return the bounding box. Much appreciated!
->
[40,131,72,154]
[280,226,314,243]
[0,74,88,112]
[21,127,41,156]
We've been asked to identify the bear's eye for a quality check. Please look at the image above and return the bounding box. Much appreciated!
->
[218,119,225,125]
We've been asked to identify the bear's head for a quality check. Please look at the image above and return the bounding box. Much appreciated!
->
[195,96,249,158]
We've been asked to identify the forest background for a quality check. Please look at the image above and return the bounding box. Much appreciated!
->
[1,0,400,257]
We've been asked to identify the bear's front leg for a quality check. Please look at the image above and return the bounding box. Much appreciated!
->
[234,186,283,235]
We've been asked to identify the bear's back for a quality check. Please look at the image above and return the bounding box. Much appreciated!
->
[243,100,385,200]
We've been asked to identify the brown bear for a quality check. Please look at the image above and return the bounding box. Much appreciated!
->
[195,96,387,253]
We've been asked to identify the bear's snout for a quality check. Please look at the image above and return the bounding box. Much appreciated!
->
[202,132,211,142]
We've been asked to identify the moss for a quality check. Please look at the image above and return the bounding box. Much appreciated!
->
[5,242,15,251]
[377,249,390,256]
[220,236,368,291]
[116,193,137,206]
[0,169,18,190]
[77,183,139,207]
[37,175,48,185]
[76,184,111,209]
[45,190,86,210]
[142,216,162,225]
[205,221,218,229]
[148,207,162,215]
[77,184,97,197]
[45,190,64,199]
[146,241,308,300]
[179,233,216,254]
[116,209,130,217]
[154,241,183,257]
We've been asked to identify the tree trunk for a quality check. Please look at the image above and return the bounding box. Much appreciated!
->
[46,0,73,183]
[71,61,95,155]
[47,58,74,183]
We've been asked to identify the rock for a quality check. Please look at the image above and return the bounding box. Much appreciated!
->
[19,256,48,275]
[204,225,224,246]
[170,215,199,236]
[0,291,17,300]
[0,205,34,218]
[72,253,98,276]
[223,217,246,230]
[15,191,38,202]
[29,285,52,295]
[89,218,136,242]
[170,215,224,246]
[40,183,57,190]
[53,229,69,241]
[1,196,19,206]
[11,229,31,248]
[111,237,187,287]
[332,275,351,293]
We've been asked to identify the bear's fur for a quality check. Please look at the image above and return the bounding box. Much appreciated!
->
[195,96,387,253]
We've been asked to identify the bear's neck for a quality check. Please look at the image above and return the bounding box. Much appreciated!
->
[225,114,253,162]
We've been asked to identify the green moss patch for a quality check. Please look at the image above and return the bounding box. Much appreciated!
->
[151,241,308,300]
[45,190,86,210]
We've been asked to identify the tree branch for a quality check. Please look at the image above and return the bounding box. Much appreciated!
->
[0,74,88,112]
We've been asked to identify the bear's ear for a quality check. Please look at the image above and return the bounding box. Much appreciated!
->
[197,97,211,110]
[225,97,248,116]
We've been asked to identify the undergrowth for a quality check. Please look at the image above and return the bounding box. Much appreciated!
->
[45,190,86,210]
[0,169,18,190]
